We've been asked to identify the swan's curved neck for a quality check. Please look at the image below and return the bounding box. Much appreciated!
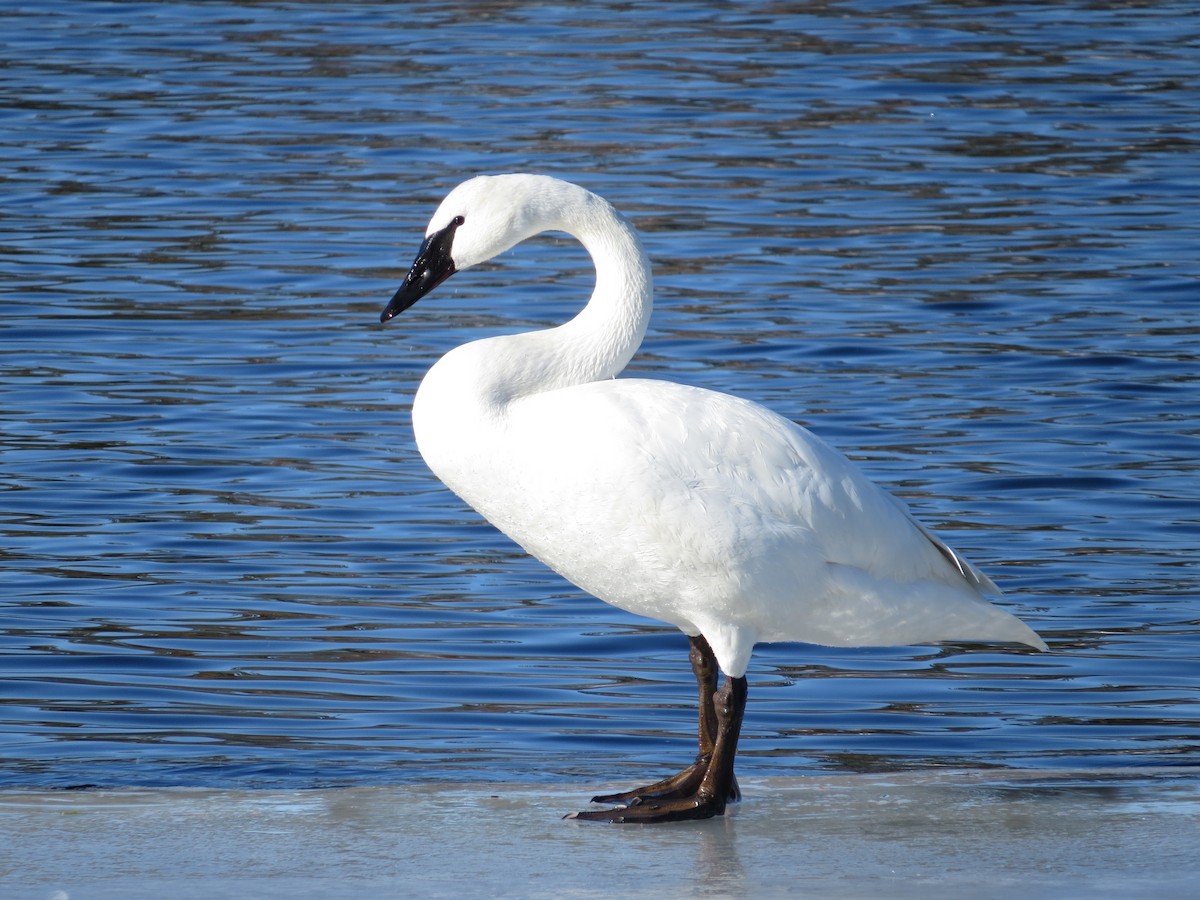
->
[549,200,653,384]
[455,193,653,408]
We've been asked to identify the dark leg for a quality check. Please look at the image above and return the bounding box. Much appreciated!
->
[590,634,740,805]
[567,659,749,824]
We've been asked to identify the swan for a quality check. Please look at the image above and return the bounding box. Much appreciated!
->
[380,174,1046,823]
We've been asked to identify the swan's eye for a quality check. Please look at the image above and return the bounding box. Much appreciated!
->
[452,215,465,227]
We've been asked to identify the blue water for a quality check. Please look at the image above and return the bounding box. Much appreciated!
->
[2,1,1198,792]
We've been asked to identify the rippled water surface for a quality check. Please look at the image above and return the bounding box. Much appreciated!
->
[3,1,1198,791]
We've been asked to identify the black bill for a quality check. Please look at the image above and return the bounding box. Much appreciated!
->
[380,215,464,322]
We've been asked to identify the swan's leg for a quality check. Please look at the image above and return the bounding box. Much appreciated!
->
[567,673,748,823]
[589,634,740,805]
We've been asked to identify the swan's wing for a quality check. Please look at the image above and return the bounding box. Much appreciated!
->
[503,378,976,586]
[474,377,1041,656]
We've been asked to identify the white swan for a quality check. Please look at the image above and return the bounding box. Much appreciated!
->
[381,174,1046,823]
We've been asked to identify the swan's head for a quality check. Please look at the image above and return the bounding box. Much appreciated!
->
[380,174,593,322]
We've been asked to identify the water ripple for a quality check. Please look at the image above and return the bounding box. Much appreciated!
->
[2,0,1198,790]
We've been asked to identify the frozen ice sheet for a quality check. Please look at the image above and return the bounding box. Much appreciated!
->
[3,769,1198,899]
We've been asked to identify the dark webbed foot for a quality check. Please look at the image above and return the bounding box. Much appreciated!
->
[565,791,727,823]
[567,670,748,825]
[589,758,740,805]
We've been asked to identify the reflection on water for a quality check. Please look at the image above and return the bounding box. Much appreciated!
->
[2,1,1198,790]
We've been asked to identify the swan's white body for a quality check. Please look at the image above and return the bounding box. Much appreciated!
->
[397,174,1045,680]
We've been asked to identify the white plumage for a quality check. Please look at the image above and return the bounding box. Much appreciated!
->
[381,173,1045,822]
